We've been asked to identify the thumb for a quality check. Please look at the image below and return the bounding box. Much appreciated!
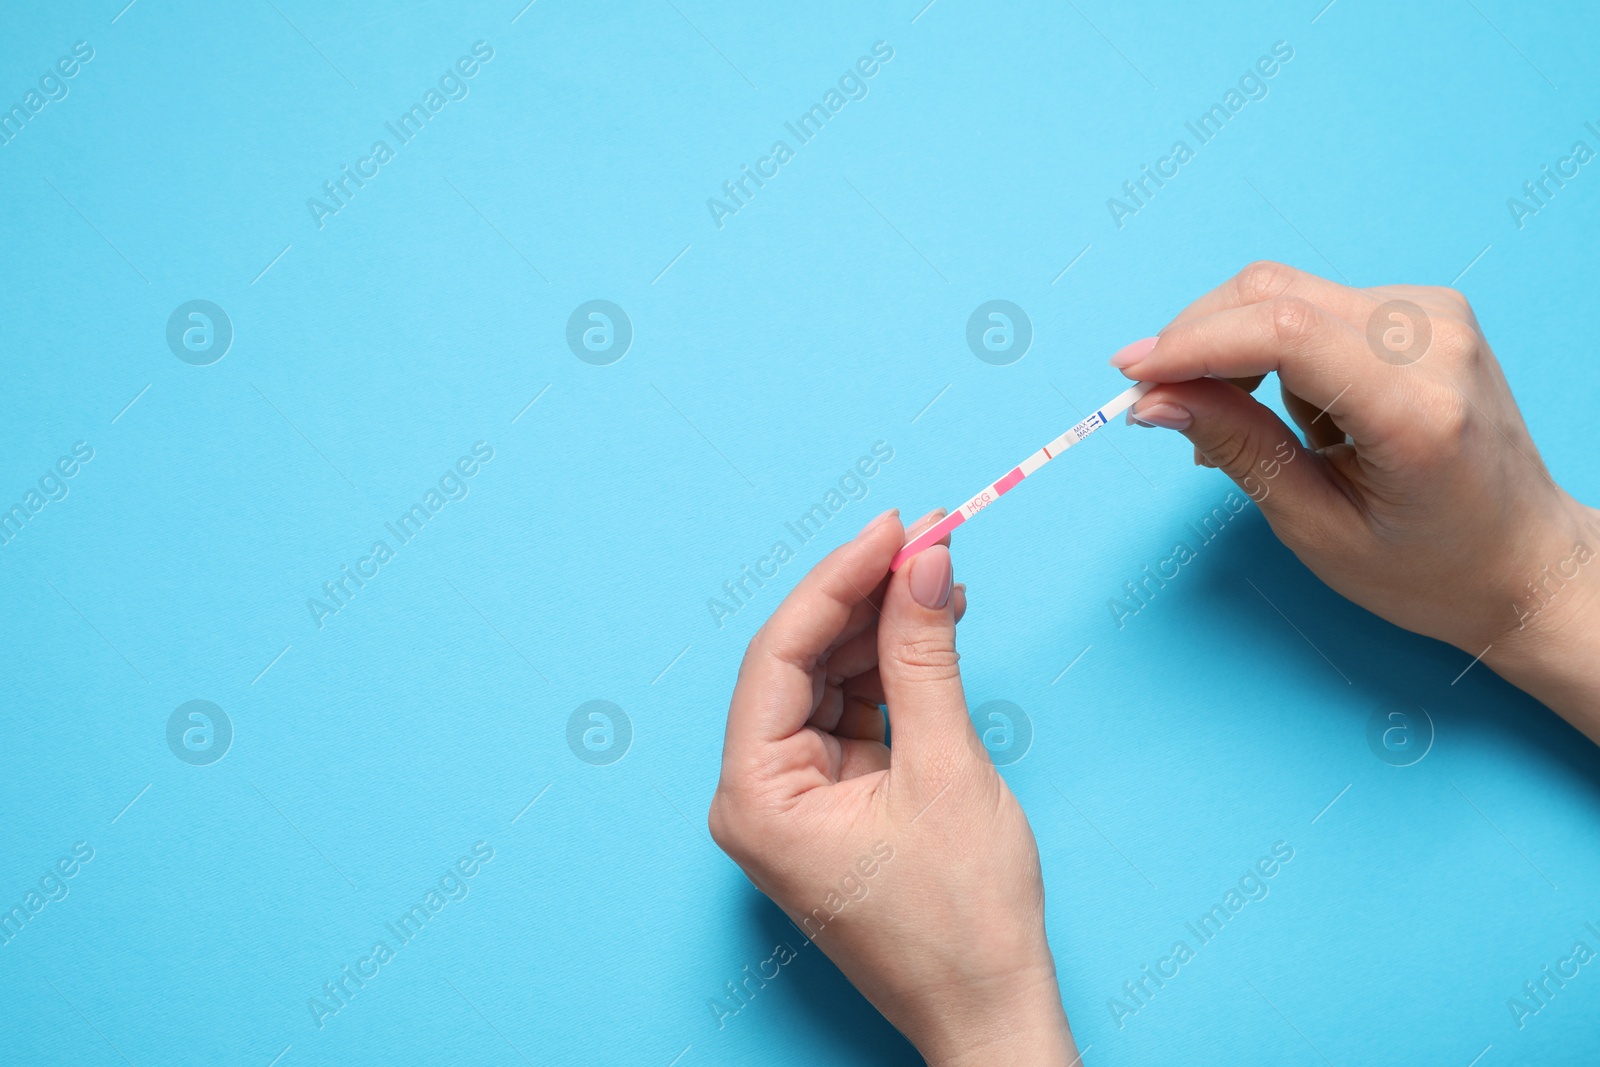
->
[1131,377,1348,541]
[877,544,985,783]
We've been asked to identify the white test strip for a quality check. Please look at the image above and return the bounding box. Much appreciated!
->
[889,380,1154,571]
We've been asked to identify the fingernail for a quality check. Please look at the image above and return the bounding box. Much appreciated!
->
[908,545,952,610]
[1130,401,1192,431]
[907,507,947,537]
[1109,336,1159,368]
[860,508,898,537]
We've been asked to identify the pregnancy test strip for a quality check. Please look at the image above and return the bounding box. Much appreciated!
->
[889,380,1155,571]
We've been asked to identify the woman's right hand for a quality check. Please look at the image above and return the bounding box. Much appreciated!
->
[707,511,1078,1066]
[1112,262,1600,728]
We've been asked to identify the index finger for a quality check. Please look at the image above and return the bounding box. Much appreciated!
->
[1162,261,1375,331]
[1120,297,1402,444]
[723,509,904,760]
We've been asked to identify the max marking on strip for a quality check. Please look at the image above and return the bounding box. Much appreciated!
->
[890,380,1155,571]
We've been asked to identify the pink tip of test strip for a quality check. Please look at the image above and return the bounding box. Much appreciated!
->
[889,380,1155,571]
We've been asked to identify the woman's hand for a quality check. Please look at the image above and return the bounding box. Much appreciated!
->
[709,509,1078,1066]
[1116,261,1600,727]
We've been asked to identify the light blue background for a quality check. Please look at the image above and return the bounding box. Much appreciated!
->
[3,1,1598,1064]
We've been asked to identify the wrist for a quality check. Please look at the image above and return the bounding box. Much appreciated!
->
[1485,500,1600,730]
[912,966,1077,1067]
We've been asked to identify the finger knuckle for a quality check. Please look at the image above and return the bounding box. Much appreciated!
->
[738,624,770,671]
[891,635,962,678]
[745,621,816,676]
[707,794,744,856]
[1266,296,1317,350]
[1429,318,1480,365]
[1431,286,1471,314]
[1235,260,1296,304]
[1396,386,1472,464]
[1203,422,1257,475]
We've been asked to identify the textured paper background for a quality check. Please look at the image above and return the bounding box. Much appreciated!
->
[2,1,1598,1063]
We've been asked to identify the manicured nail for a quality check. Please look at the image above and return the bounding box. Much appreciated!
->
[908,545,952,610]
[1109,336,1159,368]
[907,507,947,537]
[1130,401,1192,431]
[860,508,898,537]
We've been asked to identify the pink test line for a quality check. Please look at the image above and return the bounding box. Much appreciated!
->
[889,380,1154,571]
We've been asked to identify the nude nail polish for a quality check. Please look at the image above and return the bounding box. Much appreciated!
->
[1110,336,1159,368]
[909,546,952,610]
